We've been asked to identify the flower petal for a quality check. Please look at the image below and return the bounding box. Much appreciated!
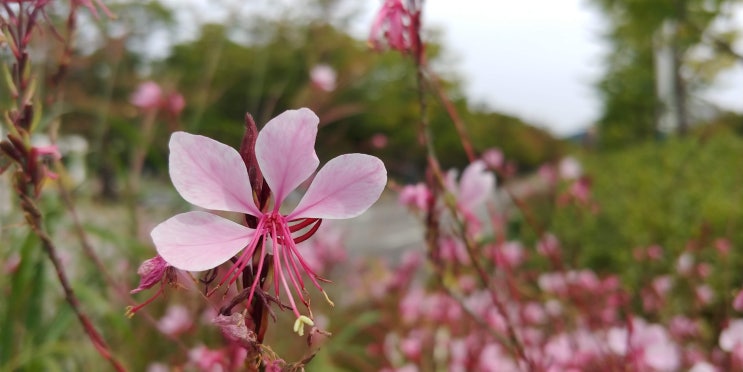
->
[289,154,386,219]
[255,108,320,207]
[169,132,260,215]
[458,160,495,210]
[152,211,254,271]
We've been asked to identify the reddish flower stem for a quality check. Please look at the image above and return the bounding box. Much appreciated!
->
[18,192,127,372]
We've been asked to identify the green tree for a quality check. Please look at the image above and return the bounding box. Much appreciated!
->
[590,0,740,148]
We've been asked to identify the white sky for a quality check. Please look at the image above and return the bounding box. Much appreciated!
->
[160,0,743,136]
[354,0,743,136]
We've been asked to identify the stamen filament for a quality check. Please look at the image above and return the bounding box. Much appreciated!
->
[246,234,267,308]
[288,218,319,232]
[292,219,323,244]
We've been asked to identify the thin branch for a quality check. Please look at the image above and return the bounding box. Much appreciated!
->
[18,191,127,372]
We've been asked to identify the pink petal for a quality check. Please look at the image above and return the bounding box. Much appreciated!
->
[169,132,260,215]
[255,108,320,207]
[289,154,386,219]
[458,160,495,210]
[152,211,254,271]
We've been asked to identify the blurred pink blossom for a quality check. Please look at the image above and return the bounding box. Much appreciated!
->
[167,93,186,116]
[310,64,337,92]
[677,252,694,275]
[715,238,731,256]
[157,304,192,336]
[536,233,560,257]
[733,289,743,311]
[446,160,495,212]
[439,237,470,265]
[369,0,416,53]
[188,345,226,371]
[301,223,346,273]
[400,287,425,323]
[400,333,423,360]
[481,148,504,170]
[479,343,519,372]
[371,133,389,149]
[3,253,21,274]
[608,318,680,371]
[445,160,495,233]
[538,164,558,185]
[697,262,712,278]
[398,183,431,212]
[31,144,62,180]
[493,241,525,269]
[652,275,673,296]
[669,316,698,339]
[695,285,714,305]
[130,81,163,110]
[689,361,717,372]
[719,319,743,352]
[558,157,582,180]
[390,250,423,289]
[647,245,664,261]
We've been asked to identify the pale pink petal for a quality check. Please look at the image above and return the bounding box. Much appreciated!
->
[152,211,254,271]
[289,154,386,219]
[458,160,495,210]
[255,108,320,206]
[169,132,260,215]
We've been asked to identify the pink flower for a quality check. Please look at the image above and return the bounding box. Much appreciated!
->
[445,160,495,233]
[696,284,714,305]
[439,237,470,265]
[166,93,186,116]
[481,148,504,170]
[131,81,163,110]
[309,64,337,92]
[368,0,418,53]
[151,108,386,332]
[537,233,561,257]
[127,255,177,317]
[733,289,743,311]
[558,157,582,180]
[609,319,680,371]
[130,255,170,294]
[188,345,225,371]
[157,304,192,336]
[447,160,495,213]
[720,319,743,352]
[493,241,525,269]
[646,245,664,261]
[715,238,732,256]
[371,133,388,149]
[398,183,431,212]
[30,144,62,180]
[677,252,694,275]
[669,316,698,339]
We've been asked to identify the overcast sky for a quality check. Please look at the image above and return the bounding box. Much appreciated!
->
[353,0,743,136]
[163,0,743,136]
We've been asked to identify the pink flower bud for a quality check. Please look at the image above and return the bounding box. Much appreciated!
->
[131,255,170,294]
[309,64,337,92]
[131,81,163,110]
